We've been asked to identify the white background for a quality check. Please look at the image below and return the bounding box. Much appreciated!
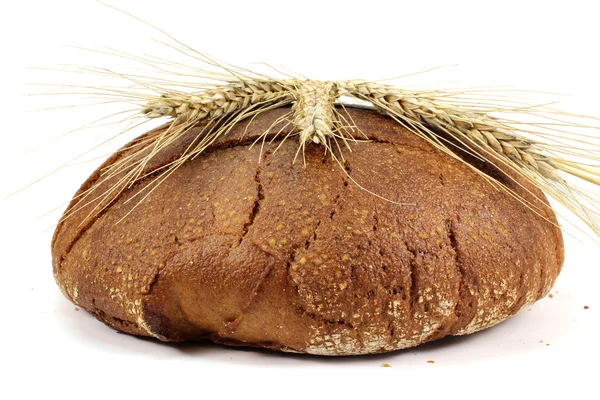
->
[2,1,599,399]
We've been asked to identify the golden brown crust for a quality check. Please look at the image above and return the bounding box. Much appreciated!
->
[52,107,564,355]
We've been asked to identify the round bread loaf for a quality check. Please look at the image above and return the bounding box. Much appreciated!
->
[52,107,564,355]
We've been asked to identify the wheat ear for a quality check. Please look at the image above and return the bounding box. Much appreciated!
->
[35,7,600,239]
[59,78,297,225]
[339,80,562,180]
[337,80,600,236]
[141,79,293,119]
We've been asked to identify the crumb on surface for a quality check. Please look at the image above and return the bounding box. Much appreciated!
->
[74,307,80,311]
[584,305,589,309]
[539,340,543,343]
[546,343,550,346]
[427,360,435,364]
[381,363,391,368]
[548,294,554,298]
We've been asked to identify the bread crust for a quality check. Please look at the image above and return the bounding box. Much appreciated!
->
[52,107,564,355]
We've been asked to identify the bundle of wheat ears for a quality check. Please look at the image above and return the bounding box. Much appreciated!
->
[40,5,600,244]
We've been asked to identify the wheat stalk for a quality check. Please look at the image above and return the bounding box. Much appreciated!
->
[291,80,339,146]
[338,80,562,181]
[35,5,600,240]
[48,64,600,239]
[141,79,293,120]
[58,79,297,225]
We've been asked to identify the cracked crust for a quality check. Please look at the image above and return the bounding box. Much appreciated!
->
[52,107,564,355]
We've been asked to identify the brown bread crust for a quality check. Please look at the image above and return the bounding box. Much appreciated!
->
[52,107,564,355]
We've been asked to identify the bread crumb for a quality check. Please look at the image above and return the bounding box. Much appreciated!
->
[74,307,80,311]
[539,340,543,343]
[381,363,392,368]
[584,305,589,309]
[427,360,435,364]
[548,293,554,298]
[546,343,550,346]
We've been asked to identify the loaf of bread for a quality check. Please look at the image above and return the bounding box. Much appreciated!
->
[52,106,563,355]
